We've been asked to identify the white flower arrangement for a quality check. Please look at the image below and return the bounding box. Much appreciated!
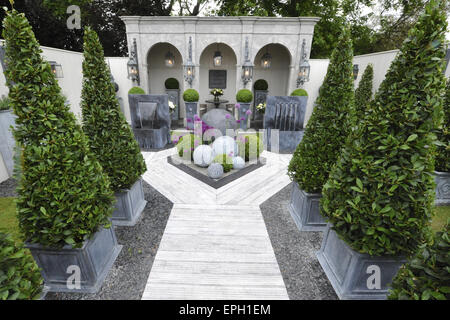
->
[169,101,176,113]
[256,102,266,113]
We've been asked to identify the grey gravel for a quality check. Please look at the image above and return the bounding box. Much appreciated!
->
[0,178,17,197]
[45,181,173,300]
[260,182,338,300]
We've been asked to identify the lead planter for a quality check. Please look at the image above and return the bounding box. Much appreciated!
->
[316,225,406,300]
[185,102,198,130]
[26,226,122,293]
[435,171,450,205]
[111,178,147,226]
[237,103,251,131]
[288,183,326,231]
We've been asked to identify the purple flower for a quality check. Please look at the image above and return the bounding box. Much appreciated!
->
[187,118,192,123]
[235,103,241,109]
[246,109,252,115]
[194,114,201,121]
[194,140,199,146]
[236,120,241,124]
[225,114,231,119]
[240,117,245,121]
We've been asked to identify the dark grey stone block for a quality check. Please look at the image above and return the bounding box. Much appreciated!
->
[0,110,16,177]
[112,178,147,226]
[435,171,450,205]
[26,226,122,294]
[264,129,304,153]
[288,182,326,231]
[128,94,171,149]
[316,225,406,300]
[185,102,197,130]
[166,89,180,120]
[253,90,268,121]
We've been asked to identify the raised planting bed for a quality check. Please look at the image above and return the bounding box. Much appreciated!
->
[111,178,147,226]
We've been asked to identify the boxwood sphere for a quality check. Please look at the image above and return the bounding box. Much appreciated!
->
[290,88,308,96]
[254,79,268,91]
[183,89,199,102]
[128,86,145,94]
[236,89,253,103]
[165,78,180,89]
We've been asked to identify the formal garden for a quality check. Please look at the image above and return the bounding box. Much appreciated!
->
[0,0,449,301]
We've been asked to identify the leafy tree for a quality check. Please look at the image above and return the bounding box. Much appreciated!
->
[2,8,114,248]
[388,224,450,300]
[288,26,354,193]
[321,0,448,256]
[435,79,450,172]
[354,63,374,120]
[81,27,146,191]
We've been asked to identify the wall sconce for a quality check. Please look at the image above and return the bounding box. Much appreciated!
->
[242,37,253,87]
[49,61,63,78]
[261,48,272,69]
[165,48,175,67]
[127,38,140,85]
[353,64,359,80]
[296,39,310,88]
[184,37,195,87]
[213,44,222,67]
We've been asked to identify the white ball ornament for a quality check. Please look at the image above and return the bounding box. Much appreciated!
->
[193,145,215,167]
[212,136,238,158]
[232,156,245,170]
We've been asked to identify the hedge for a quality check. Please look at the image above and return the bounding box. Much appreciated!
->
[321,1,448,256]
[354,63,373,119]
[2,9,114,248]
[81,27,146,191]
[435,78,450,172]
[236,89,253,103]
[183,89,199,102]
[288,26,354,193]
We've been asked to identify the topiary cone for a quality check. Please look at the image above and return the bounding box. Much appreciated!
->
[354,63,374,120]
[81,26,146,192]
[321,0,448,256]
[288,25,354,193]
[2,9,115,248]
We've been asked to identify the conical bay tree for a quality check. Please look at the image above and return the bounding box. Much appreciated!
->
[2,9,114,248]
[435,79,450,173]
[321,0,448,256]
[81,27,146,191]
[288,26,354,193]
[354,63,373,119]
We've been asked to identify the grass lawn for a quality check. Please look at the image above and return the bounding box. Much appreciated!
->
[432,205,450,232]
[0,197,20,242]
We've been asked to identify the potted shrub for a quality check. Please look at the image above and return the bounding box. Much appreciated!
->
[287,26,354,232]
[128,86,145,95]
[0,232,45,300]
[2,8,121,293]
[81,27,147,227]
[354,63,374,120]
[236,89,253,131]
[434,79,450,205]
[318,2,447,300]
[0,95,15,177]
[183,88,199,130]
[388,225,449,300]
[165,78,180,120]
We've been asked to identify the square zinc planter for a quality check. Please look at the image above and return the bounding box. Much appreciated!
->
[316,225,406,300]
[288,182,327,231]
[435,171,450,205]
[185,102,198,130]
[111,178,147,226]
[237,102,251,131]
[26,226,122,294]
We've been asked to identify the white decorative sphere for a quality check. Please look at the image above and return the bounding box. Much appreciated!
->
[193,145,215,167]
[208,163,224,179]
[212,136,238,158]
[232,156,245,170]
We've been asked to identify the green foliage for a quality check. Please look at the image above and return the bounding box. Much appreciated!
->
[176,134,197,160]
[128,86,145,95]
[253,79,268,91]
[288,26,354,193]
[0,95,10,111]
[2,9,114,248]
[237,135,263,162]
[183,89,199,102]
[321,1,448,256]
[354,64,374,119]
[0,232,43,300]
[213,154,233,173]
[290,89,308,96]
[435,79,450,172]
[236,89,253,103]
[164,78,179,89]
[388,225,450,300]
[81,27,146,191]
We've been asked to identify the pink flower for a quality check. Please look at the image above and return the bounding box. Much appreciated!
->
[225,114,231,119]
[236,120,241,124]
[240,117,245,121]
[246,109,252,115]
[235,103,241,109]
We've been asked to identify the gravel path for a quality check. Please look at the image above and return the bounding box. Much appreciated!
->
[260,182,338,300]
[45,181,173,300]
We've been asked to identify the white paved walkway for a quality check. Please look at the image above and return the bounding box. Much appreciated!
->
[141,148,292,300]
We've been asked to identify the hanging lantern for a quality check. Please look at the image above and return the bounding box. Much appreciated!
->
[49,61,63,78]
[213,44,222,67]
[297,59,310,86]
[165,50,175,67]
[184,60,195,87]
[261,50,272,69]
[127,38,140,85]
